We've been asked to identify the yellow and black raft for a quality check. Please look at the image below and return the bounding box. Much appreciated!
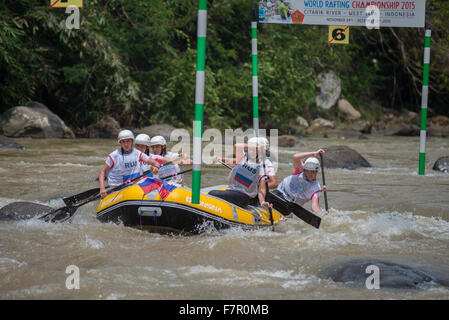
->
[96,179,285,234]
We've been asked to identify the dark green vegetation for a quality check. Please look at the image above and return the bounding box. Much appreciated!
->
[1,0,448,133]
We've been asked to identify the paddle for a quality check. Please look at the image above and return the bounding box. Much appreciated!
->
[319,153,329,213]
[39,168,193,223]
[62,156,185,207]
[267,191,321,229]
[259,148,275,229]
[217,159,321,229]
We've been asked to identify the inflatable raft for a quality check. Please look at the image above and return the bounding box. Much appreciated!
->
[96,177,285,234]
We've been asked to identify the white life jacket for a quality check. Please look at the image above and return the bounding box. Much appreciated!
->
[140,154,163,178]
[240,152,276,177]
[105,148,150,186]
[277,171,321,206]
[157,151,183,184]
[227,157,265,198]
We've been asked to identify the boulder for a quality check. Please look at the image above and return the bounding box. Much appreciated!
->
[433,156,449,173]
[295,116,309,129]
[337,99,361,121]
[0,201,53,220]
[315,70,341,110]
[0,135,23,149]
[427,127,449,137]
[0,101,75,138]
[86,116,121,139]
[308,118,335,135]
[136,124,181,141]
[323,145,371,169]
[277,135,297,148]
[429,115,449,127]
[322,258,449,290]
[338,121,372,134]
[310,118,335,129]
[384,122,420,136]
[402,110,418,123]
[428,115,449,137]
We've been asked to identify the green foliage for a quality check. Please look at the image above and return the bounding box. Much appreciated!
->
[0,0,448,133]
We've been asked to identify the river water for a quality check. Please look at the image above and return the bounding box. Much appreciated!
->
[0,135,448,300]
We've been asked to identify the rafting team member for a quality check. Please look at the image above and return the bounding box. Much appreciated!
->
[149,135,192,186]
[209,139,273,209]
[99,130,161,198]
[134,133,151,156]
[270,149,326,214]
[217,136,278,189]
[134,133,160,178]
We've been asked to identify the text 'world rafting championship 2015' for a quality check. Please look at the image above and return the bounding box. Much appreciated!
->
[303,1,412,9]
[259,1,425,28]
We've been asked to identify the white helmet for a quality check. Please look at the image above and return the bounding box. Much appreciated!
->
[117,129,135,143]
[303,157,320,171]
[248,137,269,150]
[135,133,151,146]
[150,135,166,146]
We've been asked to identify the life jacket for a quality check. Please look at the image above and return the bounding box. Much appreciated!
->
[105,148,150,185]
[227,157,265,198]
[277,171,321,206]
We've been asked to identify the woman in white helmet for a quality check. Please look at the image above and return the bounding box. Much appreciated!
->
[135,133,151,156]
[134,133,161,178]
[149,135,192,186]
[216,136,278,189]
[209,137,273,209]
[271,148,326,214]
[98,130,161,198]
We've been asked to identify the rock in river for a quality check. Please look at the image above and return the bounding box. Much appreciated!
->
[322,258,449,290]
[0,202,53,220]
[433,156,449,173]
[323,145,371,169]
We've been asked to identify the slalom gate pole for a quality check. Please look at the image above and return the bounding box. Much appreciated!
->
[192,0,207,203]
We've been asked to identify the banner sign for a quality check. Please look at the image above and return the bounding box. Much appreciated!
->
[258,1,426,28]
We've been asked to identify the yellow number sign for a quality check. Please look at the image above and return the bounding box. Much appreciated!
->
[50,0,83,8]
[328,26,350,45]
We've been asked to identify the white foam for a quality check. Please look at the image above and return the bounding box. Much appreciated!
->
[84,235,105,249]
[49,163,90,167]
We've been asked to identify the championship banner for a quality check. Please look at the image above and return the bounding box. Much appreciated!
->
[258,0,426,28]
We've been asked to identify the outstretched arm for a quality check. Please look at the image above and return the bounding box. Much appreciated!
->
[292,149,325,170]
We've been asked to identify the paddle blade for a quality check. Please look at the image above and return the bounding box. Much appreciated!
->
[289,203,321,229]
[63,188,100,206]
[38,206,77,223]
[268,191,321,229]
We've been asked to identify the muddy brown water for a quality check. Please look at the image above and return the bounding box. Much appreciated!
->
[0,136,448,299]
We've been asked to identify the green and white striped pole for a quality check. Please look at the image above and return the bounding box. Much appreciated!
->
[192,0,207,203]
[418,2,431,175]
[252,20,259,133]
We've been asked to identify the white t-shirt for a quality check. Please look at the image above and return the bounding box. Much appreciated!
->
[105,148,151,186]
